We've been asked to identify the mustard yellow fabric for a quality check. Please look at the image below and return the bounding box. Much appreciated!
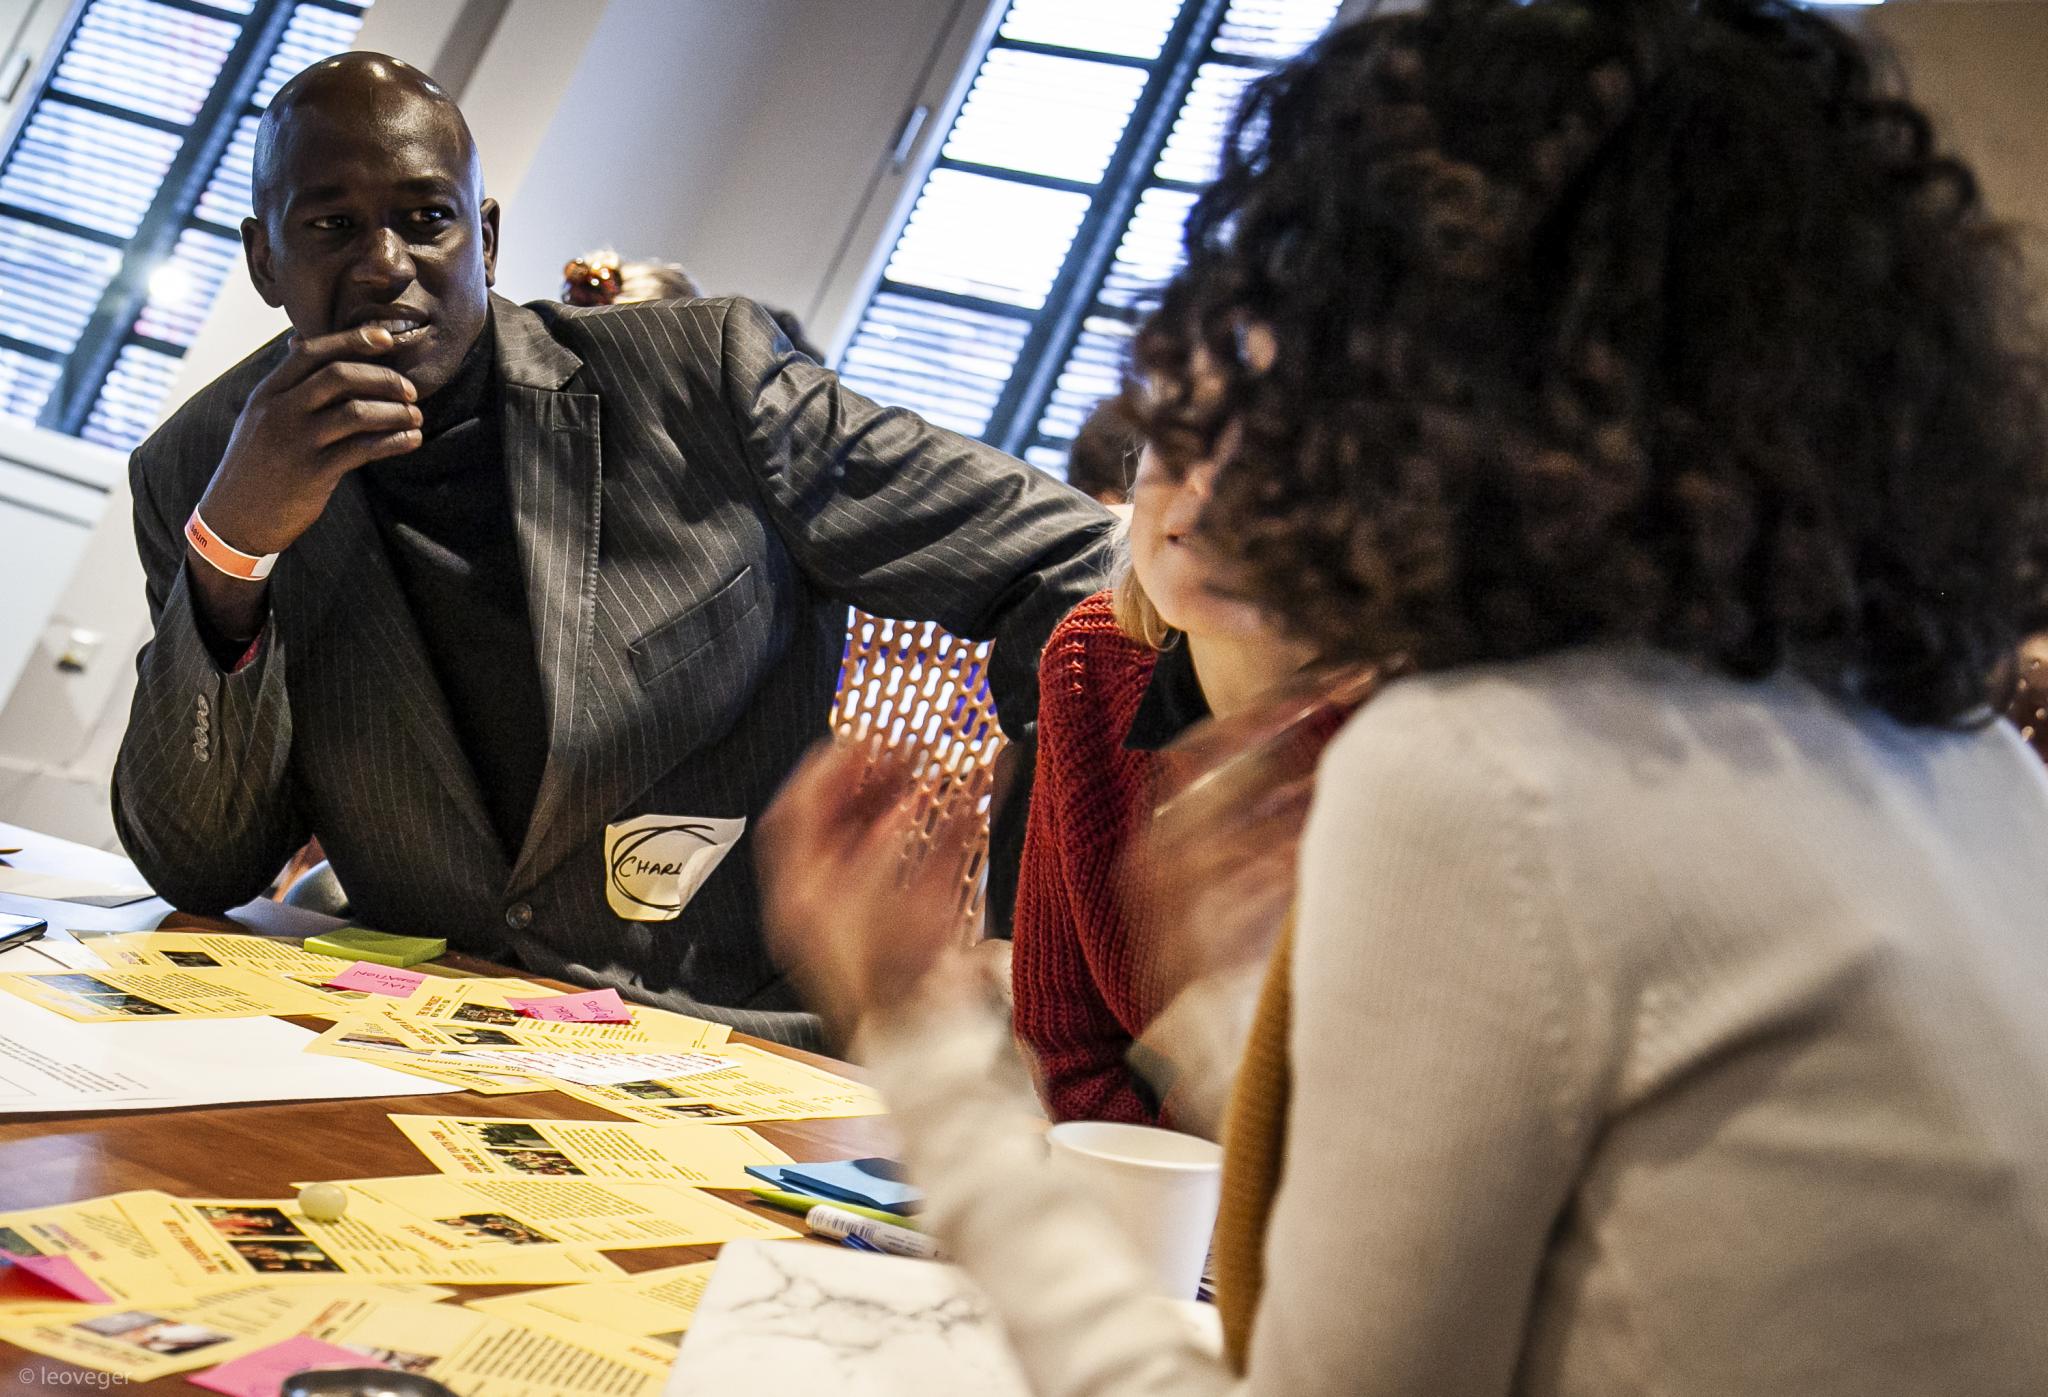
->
[1212,919,1292,1371]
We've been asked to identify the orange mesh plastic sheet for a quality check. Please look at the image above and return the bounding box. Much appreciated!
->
[832,611,1006,929]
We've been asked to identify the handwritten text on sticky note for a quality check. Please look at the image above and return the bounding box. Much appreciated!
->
[507,987,631,1022]
[325,962,427,997]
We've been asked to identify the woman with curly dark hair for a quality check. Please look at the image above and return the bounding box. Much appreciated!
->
[757,1,2048,1392]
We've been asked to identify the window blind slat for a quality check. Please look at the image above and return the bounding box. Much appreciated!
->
[0,101,185,238]
[1033,315,1133,446]
[82,342,185,448]
[1213,0,1343,62]
[1016,0,1339,465]
[0,348,65,426]
[831,0,1340,463]
[884,169,1092,311]
[194,114,259,228]
[134,226,241,346]
[1098,185,1196,312]
[999,0,1185,60]
[838,292,1033,438]
[0,217,126,352]
[1155,62,1261,185]
[0,0,375,445]
[943,49,1149,185]
[254,3,369,107]
[52,0,241,123]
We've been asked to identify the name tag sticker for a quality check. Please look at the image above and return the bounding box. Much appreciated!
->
[603,812,746,922]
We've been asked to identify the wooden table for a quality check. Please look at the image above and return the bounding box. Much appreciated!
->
[0,821,892,1394]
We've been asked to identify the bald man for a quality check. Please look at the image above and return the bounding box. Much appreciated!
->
[113,55,1114,1041]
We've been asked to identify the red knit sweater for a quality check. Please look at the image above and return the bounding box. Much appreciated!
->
[1013,592,1177,1125]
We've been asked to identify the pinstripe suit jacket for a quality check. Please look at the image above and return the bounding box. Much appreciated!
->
[113,295,1115,1040]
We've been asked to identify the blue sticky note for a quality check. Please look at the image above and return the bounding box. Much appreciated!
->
[778,1157,922,1215]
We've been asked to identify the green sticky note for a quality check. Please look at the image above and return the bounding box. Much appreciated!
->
[301,927,447,968]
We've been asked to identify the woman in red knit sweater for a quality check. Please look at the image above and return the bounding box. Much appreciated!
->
[1012,440,1323,1126]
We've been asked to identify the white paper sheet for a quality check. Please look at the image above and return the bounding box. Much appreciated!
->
[665,1241,1222,1397]
[0,996,450,1114]
[0,866,154,906]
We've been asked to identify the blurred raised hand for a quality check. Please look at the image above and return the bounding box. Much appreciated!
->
[1131,665,1380,1020]
[756,740,986,1045]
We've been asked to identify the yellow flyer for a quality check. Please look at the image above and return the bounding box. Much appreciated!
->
[435,1048,748,1091]
[74,931,341,975]
[492,1002,734,1050]
[0,967,333,1021]
[301,1018,547,1095]
[383,976,560,1022]
[392,981,732,1050]
[119,1193,623,1288]
[0,1280,433,1384]
[466,1259,716,1358]
[388,1113,790,1186]
[363,1008,731,1055]
[299,1294,671,1395]
[268,972,554,1021]
[556,1042,887,1124]
[328,1175,798,1250]
[0,1191,199,1312]
[272,971,417,1014]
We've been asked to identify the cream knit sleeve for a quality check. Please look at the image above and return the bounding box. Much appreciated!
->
[859,680,1611,1396]
[859,998,1241,1396]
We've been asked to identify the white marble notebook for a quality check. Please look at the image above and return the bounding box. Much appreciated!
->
[664,1240,1032,1396]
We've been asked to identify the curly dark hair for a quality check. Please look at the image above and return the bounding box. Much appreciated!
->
[1126,0,2048,726]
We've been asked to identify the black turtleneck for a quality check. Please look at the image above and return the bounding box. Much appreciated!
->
[359,323,550,859]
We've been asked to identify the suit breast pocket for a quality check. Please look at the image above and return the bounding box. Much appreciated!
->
[628,565,770,687]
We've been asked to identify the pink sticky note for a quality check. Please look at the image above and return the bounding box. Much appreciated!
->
[507,987,632,1023]
[1,1253,114,1304]
[190,1336,387,1397]
[324,961,427,997]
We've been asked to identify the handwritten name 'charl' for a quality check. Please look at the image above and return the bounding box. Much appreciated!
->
[618,853,696,879]
[602,813,746,923]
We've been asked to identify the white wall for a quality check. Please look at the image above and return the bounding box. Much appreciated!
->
[493,0,991,350]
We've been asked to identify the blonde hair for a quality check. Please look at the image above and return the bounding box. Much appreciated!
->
[1112,553,1176,652]
[617,258,698,303]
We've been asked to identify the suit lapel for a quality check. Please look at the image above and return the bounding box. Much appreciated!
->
[494,298,602,895]
[278,473,499,851]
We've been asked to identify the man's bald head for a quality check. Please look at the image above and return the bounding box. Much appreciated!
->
[250,52,479,223]
[239,51,499,400]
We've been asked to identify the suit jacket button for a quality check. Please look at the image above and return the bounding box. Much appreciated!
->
[504,902,533,931]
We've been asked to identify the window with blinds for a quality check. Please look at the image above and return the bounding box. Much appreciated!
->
[836,0,1342,476]
[0,0,372,451]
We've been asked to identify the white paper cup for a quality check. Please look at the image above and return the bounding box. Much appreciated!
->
[1046,1121,1224,1298]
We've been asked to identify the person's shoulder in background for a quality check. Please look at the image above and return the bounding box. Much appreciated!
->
[1039,591,1157,723]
